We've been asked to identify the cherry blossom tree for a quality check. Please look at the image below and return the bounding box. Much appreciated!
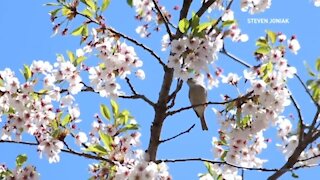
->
[1,0,320,179]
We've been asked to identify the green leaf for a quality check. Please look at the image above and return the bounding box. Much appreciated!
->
[99,131,113,151]
[7,107,15,114]
[220,150,228,161]
[222,20,235,27]
[16,154,28,167]
[291,172,299,178]
[255,38,268,47]
[22,64,32,81]
[191,12,200,29]
[255,46,271,55]
[260,61,273,81]
[316,58,320,72]
[51,129,61,139]
[266,30,277,44]
[71,25,85,36]
[75,56,87,66]
[124,124,139,131]
[111,100,119,117]
[127,0,133,7]
[204,162,214,176]
[44,3,60,6]
[82,25,89,37]
[238,115,251,128]
[83,0,96,10]
[67,50,75,63]
[86,144,108,155]
[61,6,72,17]
[101,0,111,12]
[178,18,190,33]
[100,104,111,120]
[304,61,316,77]
[61,114,71,126]
[118,110,131,125]
[196,21,214,33]
[82,8,94,18]
[226,101,235,111]
[49,8,61,17]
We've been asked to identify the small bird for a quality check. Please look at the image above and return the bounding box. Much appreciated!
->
[187,78,208,131]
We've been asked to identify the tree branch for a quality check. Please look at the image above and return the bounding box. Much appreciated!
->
[221,47,320,179]
[107,27,166,68]
[196,0,217,18]
[208,0,234,34]
[167,91,253,116]
[175,0,193,38]
[221,46,252,68]
[268,112,320,179]
[294,73,320,109]
[0,139,114,164]
[75,10,166,69]
[160,124,195,143]
[288,89,305,142]
[122,77,155,107]
[157,157,320,172]
[152,0,173,40]
[168,79,183,109]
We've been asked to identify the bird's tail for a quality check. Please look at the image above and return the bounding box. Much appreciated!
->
[200,116,208,131]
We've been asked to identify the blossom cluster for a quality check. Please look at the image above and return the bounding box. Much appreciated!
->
[206,0,225,12]
[199,33,301,179]
[163,24,247,89]
[86,28,144,98]
[0,163,39,180]
[240,0,272,14]
[166,34,223,83]
[0,64,78,163]
[133,0,171,38]
[86,114,171,180]
[0,62,170,178]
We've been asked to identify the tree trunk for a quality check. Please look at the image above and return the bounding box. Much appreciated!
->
[147,68,174,161]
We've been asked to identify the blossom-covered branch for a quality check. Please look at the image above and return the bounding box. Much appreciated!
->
[151,0,173,40]
[0,139,113,163]
[157,157,320,172]
[74,10,166,68]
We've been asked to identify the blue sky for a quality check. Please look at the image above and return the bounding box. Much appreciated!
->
[1,0,320,179]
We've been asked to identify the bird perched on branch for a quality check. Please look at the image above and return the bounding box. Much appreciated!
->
[187,78,208,131]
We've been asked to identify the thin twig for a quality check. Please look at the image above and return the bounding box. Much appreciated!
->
[75,10,166,69]
[107,27,166,68]
[152,0,173,40]
[125,77,138,95]
[289,91,305,142]
[208,0,234,34]
[241,169,245,179]
[160,124,195,143]
[123,77,155,107]
[294,74,320,109]
[195,0,217,18]
[167,91,253,116]
[168,79,183,109]
[157,157,320,172]
[309,109,320,133]
[221,46,252,68]
[0,139,113,164]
